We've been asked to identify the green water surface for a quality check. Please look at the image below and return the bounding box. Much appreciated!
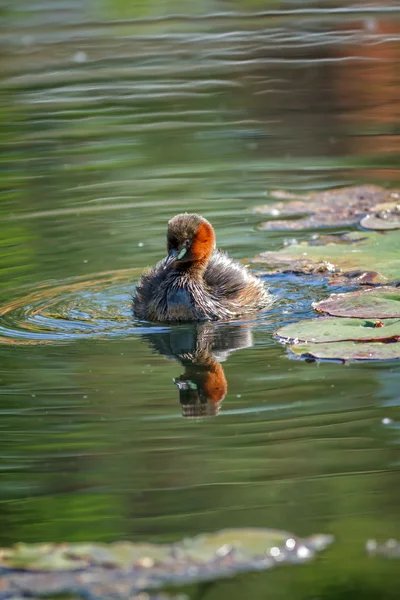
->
[0,1,399,598]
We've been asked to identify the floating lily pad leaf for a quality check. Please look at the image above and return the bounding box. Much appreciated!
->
[254,185,399,230]
[253,231,400,283]
[334,270,385,285]
[179,528,311,562]
[313,287,400,318]
[0,529,333,599]
[0,529,321,571]
[276,317,400,344]
[289,341,400,362]
[360,208,400,230]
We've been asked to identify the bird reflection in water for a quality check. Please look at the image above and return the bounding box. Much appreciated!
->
[142,322,253,418]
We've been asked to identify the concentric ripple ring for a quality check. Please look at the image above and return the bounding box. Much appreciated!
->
[0,269,163,345]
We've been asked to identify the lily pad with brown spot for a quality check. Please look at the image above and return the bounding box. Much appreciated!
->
[254,185,399,231]
[289,341,400,362]
[313,287,400,318]
[253,231,400,283]
[276,317,400,344]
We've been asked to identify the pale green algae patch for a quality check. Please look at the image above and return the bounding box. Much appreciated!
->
[0,529,333,599]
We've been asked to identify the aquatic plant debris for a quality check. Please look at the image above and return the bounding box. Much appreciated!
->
[0,529,333,600]
[253,231,400,283]
[260,193,400,362]
[254,185,400,230]
[312,287,400,318]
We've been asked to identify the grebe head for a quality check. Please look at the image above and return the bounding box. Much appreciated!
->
[164,213,216,270]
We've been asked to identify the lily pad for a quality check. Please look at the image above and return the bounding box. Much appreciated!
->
[276,317,400,344]
[254,185,399,230]
[0,529,333,599]
[276,315,400,362]
[360,208,400,230]
[289,341,400,362]
[253,231,400,283]
[312,287,400,318]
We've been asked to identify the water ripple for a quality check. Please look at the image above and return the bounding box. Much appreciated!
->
[0,270,165,344]
[0,269,335,346]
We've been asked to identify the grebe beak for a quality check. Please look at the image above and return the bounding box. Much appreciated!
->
[163,247,187,270]
[173,378,198,390]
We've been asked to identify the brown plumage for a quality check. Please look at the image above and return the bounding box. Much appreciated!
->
[133,213,272,322]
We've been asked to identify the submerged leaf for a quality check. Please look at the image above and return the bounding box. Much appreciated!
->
[313,287,400,318]
[289,341,400,361]
[276,317,400,344]
[255,185,399,230]
[253,231,400,283]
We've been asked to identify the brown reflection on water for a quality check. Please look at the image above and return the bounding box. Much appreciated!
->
[336,18,400,157]
[233,13,400,164]
[174,353,227,418]
[142,322,254,417]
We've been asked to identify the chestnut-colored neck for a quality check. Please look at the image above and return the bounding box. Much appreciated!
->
[184,351,227,404]
[189,220,215,271]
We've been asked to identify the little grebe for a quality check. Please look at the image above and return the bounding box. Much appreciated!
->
[133,213,271,322]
